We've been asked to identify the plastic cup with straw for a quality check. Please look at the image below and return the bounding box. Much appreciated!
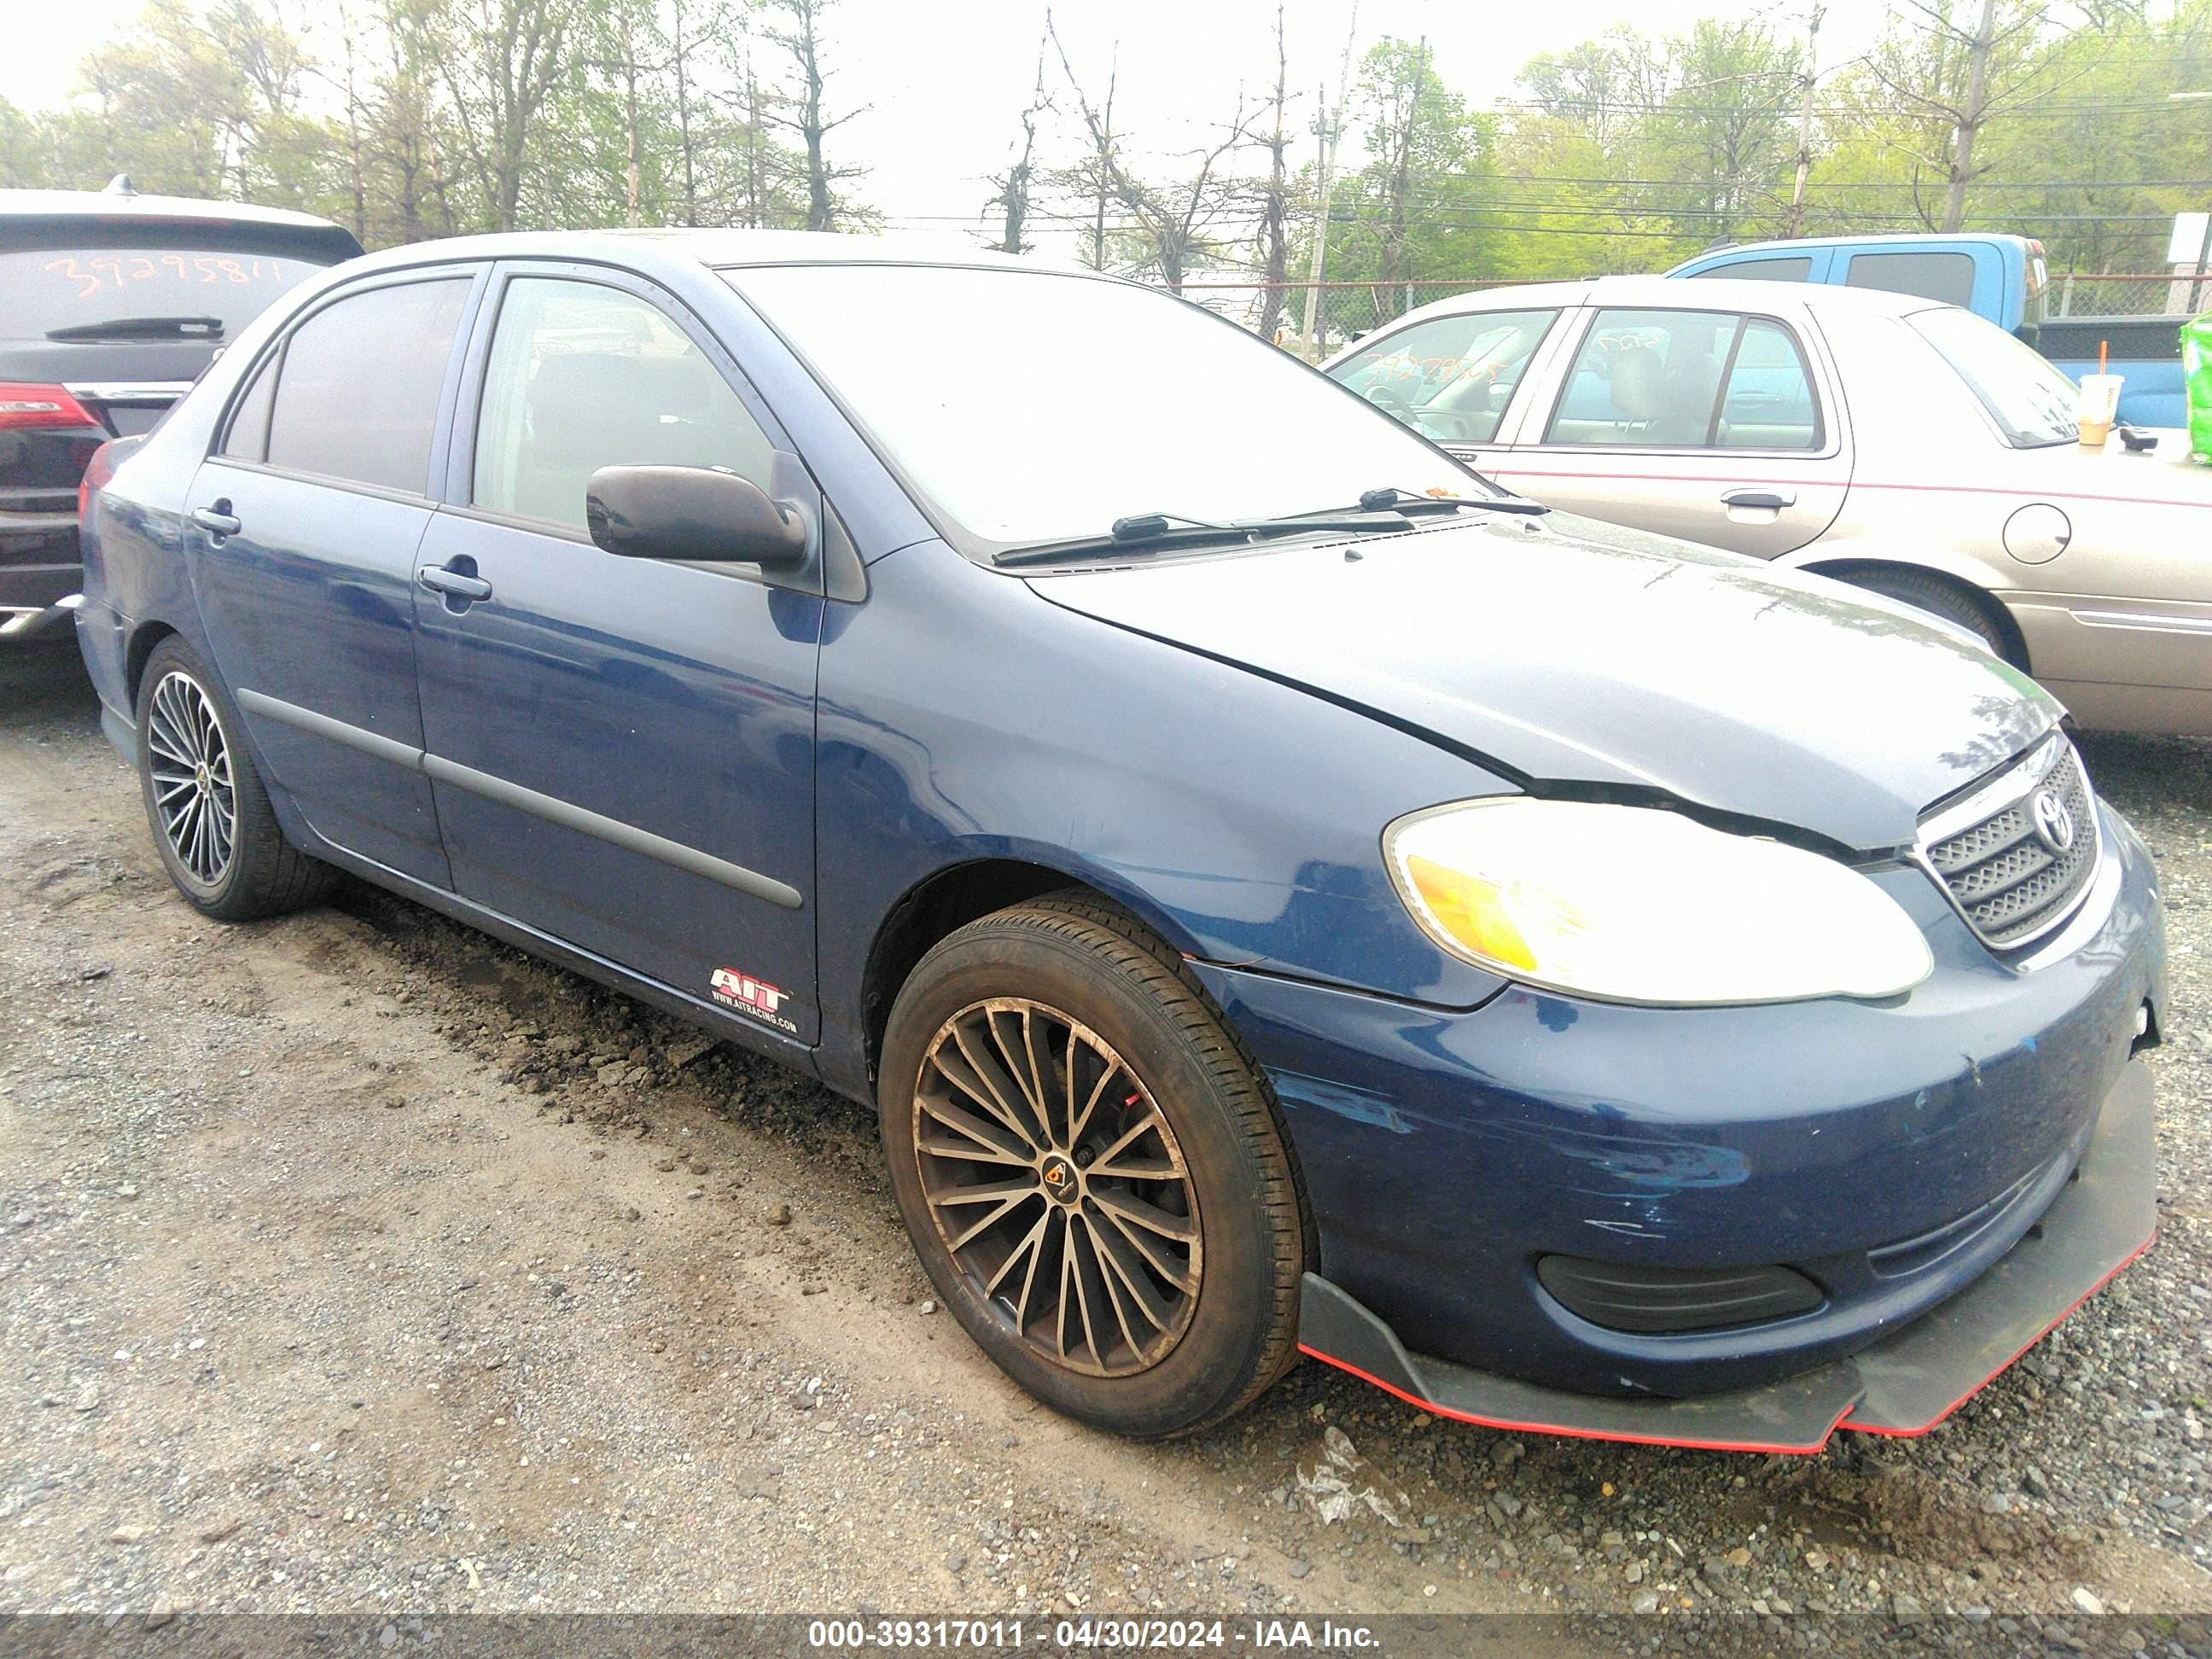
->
[2078,338,2122,447]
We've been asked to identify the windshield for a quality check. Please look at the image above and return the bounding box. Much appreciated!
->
[0,247,331,341]
[1906,305,2078,447]
[1326,308,1558,445]
[725,264,1479,550]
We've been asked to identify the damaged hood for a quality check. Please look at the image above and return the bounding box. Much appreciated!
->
[1028,510,2060,851]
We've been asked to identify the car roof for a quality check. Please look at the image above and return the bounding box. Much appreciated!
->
[1679,230,2033,258]
[336,226,1115,283]
[0,186,361,245]
[1368,273,1940,335]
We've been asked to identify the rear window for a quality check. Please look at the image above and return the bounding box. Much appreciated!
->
[1906,306,2077,448]
[0,247,333,341]
[263,278,472,493]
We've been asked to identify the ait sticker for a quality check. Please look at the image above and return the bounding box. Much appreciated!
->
[711,968,798,1034]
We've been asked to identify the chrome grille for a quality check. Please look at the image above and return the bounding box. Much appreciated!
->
[1918,736,2098,950]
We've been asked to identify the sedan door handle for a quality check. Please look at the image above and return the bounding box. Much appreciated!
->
[1720,488,1796,510]
[417,565,492,602]
[190,506,242,538]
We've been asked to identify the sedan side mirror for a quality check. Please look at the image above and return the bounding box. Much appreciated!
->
[585,464,811,570]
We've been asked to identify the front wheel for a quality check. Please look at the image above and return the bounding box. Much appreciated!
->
[135,636,334,921]
[879,894,1307,1439]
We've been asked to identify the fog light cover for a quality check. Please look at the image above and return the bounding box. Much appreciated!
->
[1537,1255,1825,1335]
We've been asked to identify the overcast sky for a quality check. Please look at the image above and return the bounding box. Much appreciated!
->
[2,0,1895,242]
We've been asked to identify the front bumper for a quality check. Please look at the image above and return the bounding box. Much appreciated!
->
[1298,1059,2154,1452]
[1191,801,2164,1413]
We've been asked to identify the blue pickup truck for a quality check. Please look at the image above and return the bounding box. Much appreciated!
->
[1668,232,2190,428]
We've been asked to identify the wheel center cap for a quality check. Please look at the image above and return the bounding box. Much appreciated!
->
[1040,1156,1079,1203]
[195,761,210,791]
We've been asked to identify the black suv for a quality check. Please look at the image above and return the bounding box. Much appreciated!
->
[2,179,362,643]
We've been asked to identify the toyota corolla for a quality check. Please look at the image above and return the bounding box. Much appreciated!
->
[74,232,2164,1449]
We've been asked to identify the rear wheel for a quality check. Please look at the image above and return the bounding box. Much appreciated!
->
[135,636,334,921]
[1837,567,2019,667]
[879,894,1305,1439]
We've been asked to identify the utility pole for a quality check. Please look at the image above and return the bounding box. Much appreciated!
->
[1295,2,1359,363]
[1943,0,1999,233]
[1786,3,1821,238]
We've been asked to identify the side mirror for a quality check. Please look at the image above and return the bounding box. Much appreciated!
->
[585,464,810,570]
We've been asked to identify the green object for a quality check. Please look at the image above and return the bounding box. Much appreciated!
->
[2186,311,2212,463]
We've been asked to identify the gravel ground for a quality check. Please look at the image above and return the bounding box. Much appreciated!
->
[3,643,2209,1649]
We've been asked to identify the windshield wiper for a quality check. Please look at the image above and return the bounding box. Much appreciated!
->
[1338,485,1550,517]
[993,509,1413,568]
[45,314,224,342]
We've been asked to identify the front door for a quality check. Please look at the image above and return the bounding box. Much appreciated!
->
[410,267,822,1045]
[1487,305,1851,561]
[186,270,480,883]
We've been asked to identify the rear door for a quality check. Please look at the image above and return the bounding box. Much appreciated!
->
[1485,303,1851,561]
[186,266,484,885]
[408,263,823,1045]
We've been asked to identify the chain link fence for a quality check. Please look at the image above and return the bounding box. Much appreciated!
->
[1170,273,2199,355]
[2049,272,2208,318]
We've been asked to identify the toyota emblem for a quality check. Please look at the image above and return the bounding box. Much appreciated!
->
[2030,788,2075,853]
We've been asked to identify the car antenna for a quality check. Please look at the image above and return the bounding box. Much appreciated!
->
[105,173,138,196]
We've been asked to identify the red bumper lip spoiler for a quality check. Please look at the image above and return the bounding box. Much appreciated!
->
[1298,1061,2156,1456]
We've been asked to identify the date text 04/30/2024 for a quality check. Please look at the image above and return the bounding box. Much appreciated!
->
[803,1619,1384,1650]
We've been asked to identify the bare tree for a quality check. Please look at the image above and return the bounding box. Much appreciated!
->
[759,0,866,232]
[985,16,1052,253]
[1377,36,1430,294]
[1049,17,1252,288]
[1249,3,1294,340]
[433,0,584,230]
[1865,0,2110,230]
[668,0,734,226]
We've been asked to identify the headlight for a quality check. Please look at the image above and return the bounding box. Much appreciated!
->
[1383,798,1933,1006]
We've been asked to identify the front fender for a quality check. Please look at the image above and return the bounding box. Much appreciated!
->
[811,540,1515,1096]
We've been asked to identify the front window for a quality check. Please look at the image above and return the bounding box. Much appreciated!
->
[1906,306,2078,448]
[472,276,777,533]
[0,247,332,341]
[724,264,1476,551]
[1326,308,1559,444]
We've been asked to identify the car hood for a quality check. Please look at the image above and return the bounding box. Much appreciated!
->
[1028,510,2062,852]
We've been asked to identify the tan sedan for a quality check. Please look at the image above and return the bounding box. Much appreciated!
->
[1324,275,2212,736]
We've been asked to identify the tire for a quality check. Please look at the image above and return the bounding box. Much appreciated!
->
[879,893,1306,1439]
[134,636,335,921]
[1838,567,2019,666]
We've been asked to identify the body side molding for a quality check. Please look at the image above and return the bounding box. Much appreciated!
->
[235,687,804,910]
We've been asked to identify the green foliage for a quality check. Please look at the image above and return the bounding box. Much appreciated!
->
[1284,38,1499,317]
[5,0,844,247]
[3,0,2205,287]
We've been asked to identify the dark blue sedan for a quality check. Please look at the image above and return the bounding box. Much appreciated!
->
[73,232,2166,1450]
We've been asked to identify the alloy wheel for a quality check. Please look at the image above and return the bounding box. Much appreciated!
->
[912,998,1202,1377]
[144,671,236,887]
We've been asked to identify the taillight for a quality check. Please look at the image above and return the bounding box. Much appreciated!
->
[0,381,97,432]
[79,438,125,521]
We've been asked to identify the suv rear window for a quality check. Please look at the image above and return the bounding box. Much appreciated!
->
[0,247,333,341]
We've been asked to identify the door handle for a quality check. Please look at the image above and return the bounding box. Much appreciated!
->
[1721,488,1796,510]
[190,504,242,538]
[417,564,492,602]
